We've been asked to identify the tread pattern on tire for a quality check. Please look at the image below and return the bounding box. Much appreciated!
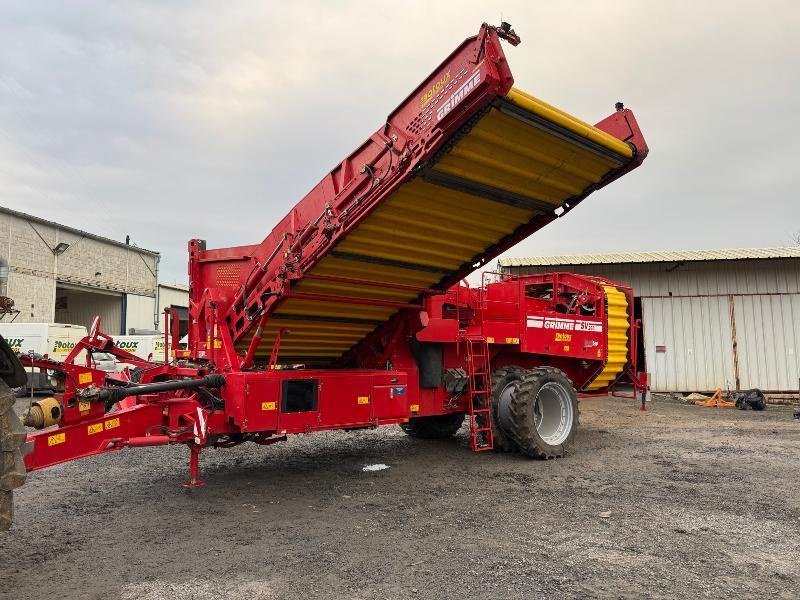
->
[506,367,579,459]
[0,380,26,530]
[490,366,526,453]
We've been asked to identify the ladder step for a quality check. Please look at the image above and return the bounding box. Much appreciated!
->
[464,335,494,452]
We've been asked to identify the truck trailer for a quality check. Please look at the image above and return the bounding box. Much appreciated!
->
[0,22,648,530]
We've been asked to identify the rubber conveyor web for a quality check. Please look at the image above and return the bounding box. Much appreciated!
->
[250,89,635,363]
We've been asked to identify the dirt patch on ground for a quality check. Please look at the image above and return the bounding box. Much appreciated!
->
[2,397,799,599]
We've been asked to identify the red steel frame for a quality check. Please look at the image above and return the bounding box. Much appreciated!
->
[22,272,646,480]
[187,22,648,370]
[16,23,649,490]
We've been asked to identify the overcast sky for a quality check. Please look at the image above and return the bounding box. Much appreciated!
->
[1,1,798,283]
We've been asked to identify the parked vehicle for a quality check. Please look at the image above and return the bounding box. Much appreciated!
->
[89,352,117,373]
[0,323,88,392]
[112,335,166,366]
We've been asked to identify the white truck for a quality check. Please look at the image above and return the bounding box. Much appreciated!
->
[0,323,89,392]
[112,335,166,365]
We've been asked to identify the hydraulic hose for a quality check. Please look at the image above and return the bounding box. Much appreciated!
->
[97,374,226,404]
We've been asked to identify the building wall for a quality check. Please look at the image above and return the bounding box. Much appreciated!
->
[156,284,189,332]
[158,285,189,312]
[500,259,800,296]
[735,294,800,390]
[1,212,57,321]
[125,293,157,332]
[500,259,800,392]
[0,209,159,326]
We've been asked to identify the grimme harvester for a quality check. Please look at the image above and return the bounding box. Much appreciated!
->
[0,23,648,530]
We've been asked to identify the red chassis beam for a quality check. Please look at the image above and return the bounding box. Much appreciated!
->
[19,320,415,478]
[26,404,182,472]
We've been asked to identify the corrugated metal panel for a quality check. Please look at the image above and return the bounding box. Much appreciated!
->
[735,295,800,390]
[498,246,800,267]
[642,297,735,392]
[501,260,800,297]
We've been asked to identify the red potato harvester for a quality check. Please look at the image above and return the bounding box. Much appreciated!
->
[0,22,648,529]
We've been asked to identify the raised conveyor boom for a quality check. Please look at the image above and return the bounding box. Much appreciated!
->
[189,23,648,366]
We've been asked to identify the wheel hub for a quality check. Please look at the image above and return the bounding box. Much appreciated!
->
[534,382,573,446]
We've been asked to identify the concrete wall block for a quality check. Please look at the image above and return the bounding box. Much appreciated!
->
[0,210,159,324]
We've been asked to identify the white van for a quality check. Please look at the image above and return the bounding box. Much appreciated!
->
[0,323,88,392]
[113,335,166,365]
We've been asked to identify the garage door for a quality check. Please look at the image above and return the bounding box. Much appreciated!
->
[642,296,736,392]
[55,284,122,333]
[734,294,800,391]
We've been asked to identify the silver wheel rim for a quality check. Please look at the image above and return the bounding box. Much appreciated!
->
[534,382,573,446]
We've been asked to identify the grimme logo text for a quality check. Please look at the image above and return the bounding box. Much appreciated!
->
[436,71,481,121]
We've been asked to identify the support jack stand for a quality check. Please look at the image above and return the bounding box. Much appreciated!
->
[183,444,205,488]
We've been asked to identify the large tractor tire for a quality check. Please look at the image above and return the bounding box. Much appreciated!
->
[490,366,526,452]
[495,367,578,459]
[1,380,27,530]
[400,412,465,439]
[0,335,28,530]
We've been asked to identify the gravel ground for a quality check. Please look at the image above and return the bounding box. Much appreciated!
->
[1,396,799,599]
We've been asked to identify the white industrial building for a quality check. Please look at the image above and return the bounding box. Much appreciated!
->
[0,207,188,335]
[499,248,800,395]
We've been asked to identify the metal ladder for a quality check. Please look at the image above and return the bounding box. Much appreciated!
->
[464,336,494,451]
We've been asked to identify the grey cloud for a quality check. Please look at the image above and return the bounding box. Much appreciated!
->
[1,1,798,283]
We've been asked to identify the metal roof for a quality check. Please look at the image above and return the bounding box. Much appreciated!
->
[0,205,160,256]
[159,282,189,292]
[498,247,800,267]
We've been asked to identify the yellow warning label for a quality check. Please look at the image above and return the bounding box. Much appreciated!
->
[48,432,66,446]
[486,337,495,344]
[505,337,520,344]
[87,423,103,435]
[410,404,420,412]
[104,417,120,430]
[78,400,91,413]
[357,396,369,405]
[78,372,93,385]
[261,401,276,411]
